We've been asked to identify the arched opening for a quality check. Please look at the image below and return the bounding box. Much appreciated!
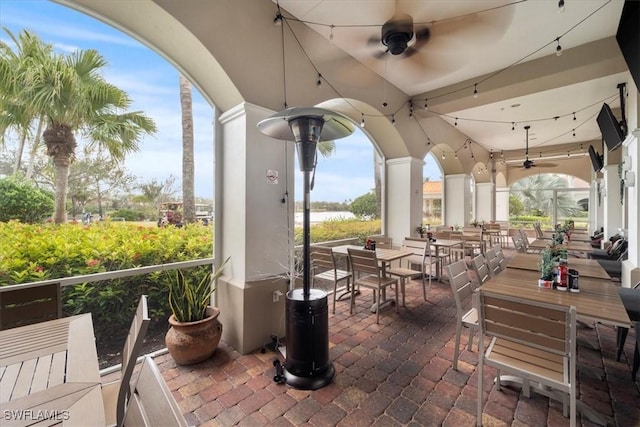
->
[422,152,443,226]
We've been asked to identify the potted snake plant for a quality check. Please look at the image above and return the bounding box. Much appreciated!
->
[165,256,230,365]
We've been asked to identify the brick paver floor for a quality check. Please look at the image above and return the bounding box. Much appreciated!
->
[110,248,640,426]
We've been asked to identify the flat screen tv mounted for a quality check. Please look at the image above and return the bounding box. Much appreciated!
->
[588,144,603,172]
[597,103,625,151]
[616,1,640,90]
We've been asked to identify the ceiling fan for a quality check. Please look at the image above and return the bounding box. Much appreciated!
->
[509,125,557,169]
[367,11,430,58]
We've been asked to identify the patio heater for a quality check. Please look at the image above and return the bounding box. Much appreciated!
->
[258,107,354,389]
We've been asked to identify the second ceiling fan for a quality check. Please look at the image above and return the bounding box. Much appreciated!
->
[511,126,557,169]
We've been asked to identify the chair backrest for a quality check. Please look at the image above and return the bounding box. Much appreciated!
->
[511,235,526,253]
[116,295,151,427]
[518,229,530,248]
[0,282,62,330]
[311,246,337,273]
[485,247,502,276]
[446,260,474,316]
[348,248,381,277]
[479,291,575,360]
[124,356,188,427]
[495,249,506,271]
[533,222,544,239]
[402,239,428,266]
[370,236,393,249]
[434,231,450,240]
[471,254,490,286]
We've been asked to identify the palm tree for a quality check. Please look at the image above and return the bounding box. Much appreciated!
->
[511,174,579,218]
[0,29,52,175]
[180,74,195,224]
[2,30,156,223]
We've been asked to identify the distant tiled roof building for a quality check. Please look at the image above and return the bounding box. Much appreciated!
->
[422,180,442,218]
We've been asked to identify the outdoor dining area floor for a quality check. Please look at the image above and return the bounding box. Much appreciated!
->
[115,249,639,426]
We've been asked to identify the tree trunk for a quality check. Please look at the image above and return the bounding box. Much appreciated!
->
[44,124,76,224]
[12,131,27,175]
[374,150,383,219]
[180,74,195,224]
[25,116,44,180]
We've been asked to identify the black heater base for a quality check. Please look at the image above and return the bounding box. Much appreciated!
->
[283,288,335,390]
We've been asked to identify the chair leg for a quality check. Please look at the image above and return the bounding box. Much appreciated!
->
[375,289,380,324]
[467,327,474,351]
[477,354,484,426]
[453,322,462,370]
[617,326,629,361]
[332,282,337,314]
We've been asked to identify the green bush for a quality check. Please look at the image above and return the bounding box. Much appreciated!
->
[110,208,147,221]
[350,192,378,219]
[0,221,212,336]
[295,218,381,245]
[0,176,54,223]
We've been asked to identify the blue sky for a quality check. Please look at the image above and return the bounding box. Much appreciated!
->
[1,0,442,202]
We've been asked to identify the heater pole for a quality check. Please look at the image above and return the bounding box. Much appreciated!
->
[302,166,311,298]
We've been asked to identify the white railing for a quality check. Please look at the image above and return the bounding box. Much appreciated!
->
[0,257,215,292]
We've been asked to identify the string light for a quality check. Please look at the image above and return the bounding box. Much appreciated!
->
[360,113,365,128]
[409,101,413,118]
[567,151,570,157]
[511,122,515,131]
[329,24,334,41]
[473,84,478,98]
[572,129,576,137]
[424,99,428,108]
[454,118,458,126]
[442,151,446,160]
[316,73,322,87]
[454,152,458,159]
[274,12,283,26]
[573,112,576,121]
[556,37,563,56]
[391,115,396,125]
[558,0,565,13]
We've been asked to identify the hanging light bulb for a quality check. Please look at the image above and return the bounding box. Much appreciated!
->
[427,138,431,146]
[454,118,458,126]
[454,152,458,159]
[329,24,334,41]
[558,0,565,13]
[567,151,570,157]
[501,150,504,158]
[274,12,283,26]
[511,122,515,131]
[442,151,446,160]
[556,38,563,56]
[360,113,365,128]
[391,115,396,125]
[473,84,478,98]
[409,101,413,118]
[490,150,493,159]
[573,112,576,121]
[316,73,322,87]
[572,129,576,137]
[424,99,428,108]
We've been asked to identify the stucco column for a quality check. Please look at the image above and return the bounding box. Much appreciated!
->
[444,174,472,227]
[216,102,293,353]
[621,89,639,288]
[495,187,509,222]
[602,164,622,244]
[476,182,495,222]
[386,157,424,245]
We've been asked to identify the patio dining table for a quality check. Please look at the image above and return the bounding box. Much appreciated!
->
[479,267,629,425]
[0,314,105,426]
[332,245,413,311]
[507,253,611,280]
[528,238,594,254]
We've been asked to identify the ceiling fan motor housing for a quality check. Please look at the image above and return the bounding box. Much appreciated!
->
[381,15,414,55]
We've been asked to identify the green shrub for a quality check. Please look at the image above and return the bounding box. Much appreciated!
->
[0,176,54,223]
[110,208,146,221]
[0,221,213,336]
[295,218,381,245]
[350,192,378,219]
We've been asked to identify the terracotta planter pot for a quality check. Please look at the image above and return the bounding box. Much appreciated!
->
[165,307,222,365]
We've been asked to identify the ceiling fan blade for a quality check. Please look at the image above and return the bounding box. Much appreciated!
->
[373,49,389,59]
[367,35,382,46]
[533,162,558,168]
[413,26,431,47]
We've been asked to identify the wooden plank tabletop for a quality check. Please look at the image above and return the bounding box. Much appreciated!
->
[480,269,630,327]
[529,239,594,253]
[507,253,611,280]
[0,315,100,395]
